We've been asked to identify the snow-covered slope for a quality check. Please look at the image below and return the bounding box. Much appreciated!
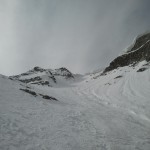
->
[1,62,150,150]
[1,33,150,150]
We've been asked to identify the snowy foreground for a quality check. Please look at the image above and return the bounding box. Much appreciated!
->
[0,62,150,150]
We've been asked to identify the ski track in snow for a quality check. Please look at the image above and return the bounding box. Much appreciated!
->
[0,63,150,150]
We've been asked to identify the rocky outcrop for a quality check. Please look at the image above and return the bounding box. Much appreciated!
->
[102,33,150,74]
[54,67,74,79]
[20,88,58,101]
[33,66,46,72]
[19,76,42,83]
[137,68,147,72]
[20,88,37,96]
[127,33,150,52]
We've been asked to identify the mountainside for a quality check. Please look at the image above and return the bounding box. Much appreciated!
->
[103,32,150,74]
[1,33,150,150]
[9,67,78,87]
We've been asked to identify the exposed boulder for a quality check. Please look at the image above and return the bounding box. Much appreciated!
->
[114,75,123,79]
[137,68,147,72]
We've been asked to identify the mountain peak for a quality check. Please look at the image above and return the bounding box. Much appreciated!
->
[54,67,74,78]
[126,32,150,53]
[10,66,75,87]
[33,66,45,72]
[57,67,69,71]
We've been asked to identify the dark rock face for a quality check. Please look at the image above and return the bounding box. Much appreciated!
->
[128,33,150,52]
[48,71,57,83]
[39,94,58,101]
[20,89,37,96]
[103,33,150,74]
[54,67,74,79]
[33,66,46,72]
[31,81,50,86]
[114,75,123,79]
[19,76,42,83]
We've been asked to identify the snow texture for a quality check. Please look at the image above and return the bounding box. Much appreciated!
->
[0,61,150,150]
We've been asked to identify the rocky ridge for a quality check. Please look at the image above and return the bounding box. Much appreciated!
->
[102,32,150,74]
[10,67,75,86]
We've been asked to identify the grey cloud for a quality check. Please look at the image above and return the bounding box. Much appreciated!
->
[0,0,150,75]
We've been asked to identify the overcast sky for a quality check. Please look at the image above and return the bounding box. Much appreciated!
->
[0,0,150,75]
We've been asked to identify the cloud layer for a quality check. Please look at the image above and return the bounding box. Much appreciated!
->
[0,0,150,75]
